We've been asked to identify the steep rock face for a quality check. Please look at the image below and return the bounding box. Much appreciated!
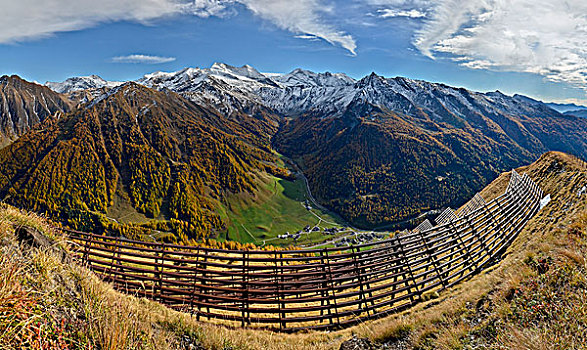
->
[0,83,283,241]
[0,75,73,147]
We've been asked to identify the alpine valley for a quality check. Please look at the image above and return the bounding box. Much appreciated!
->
[1,63,586,245]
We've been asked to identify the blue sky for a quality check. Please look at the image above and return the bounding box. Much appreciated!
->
[1,0,585,105]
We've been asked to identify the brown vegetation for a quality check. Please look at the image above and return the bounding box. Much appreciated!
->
[1,151,586,350]
[0,83,284,245]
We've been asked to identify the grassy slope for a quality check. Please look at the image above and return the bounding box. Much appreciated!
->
[107,191,157,224]
[355,151,587,349]
[217,172,342,246]
[2,151,586,350]
[0,205,187,349]
[103,150,345,247]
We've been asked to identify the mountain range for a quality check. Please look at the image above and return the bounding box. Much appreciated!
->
[0,63,586,240]
[546,102,587,119]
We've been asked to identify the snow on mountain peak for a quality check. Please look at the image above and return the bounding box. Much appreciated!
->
[210,62,263,78]
[276,68,355,87]
[139,63,280,95]
[45,75,123,94]
[48,63,563,126]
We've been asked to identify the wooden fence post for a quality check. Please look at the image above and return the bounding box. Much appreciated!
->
[324,248,340,327]
[82,232,93,264]
[395,235,420,303]
[155,242,166,303]
[449,220,476,277]
[272,250,286,330]
[465,213,491,265]
[418,228,445,288]
[105,236,120,283]
[241,250,250,327]
[189,247,200,317]
[319,249,331,324]
[352,246,367,317]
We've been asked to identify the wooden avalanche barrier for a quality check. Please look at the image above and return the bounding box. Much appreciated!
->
[65,172,544,332]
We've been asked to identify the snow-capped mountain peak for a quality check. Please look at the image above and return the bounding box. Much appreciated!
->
[139,63,279,94]
[276,68,355,87]
[210,62,265,80]
[45,75,123,94]
[44,63,571,127]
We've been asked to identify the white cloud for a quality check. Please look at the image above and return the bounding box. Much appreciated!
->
[238,0,356,55]
[414,0,587,92]
[294,34,322,42]
[378,9,426,18]
[365,0,432,6]
[0,0,356,55]
[0,0,183,43]
[111,54,176,64]
[181,0,235,18]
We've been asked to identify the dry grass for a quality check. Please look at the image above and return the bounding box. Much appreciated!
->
[0,205,184,349]
[0,204,350,349]
[344,151,587,349]
[1,151,586,349]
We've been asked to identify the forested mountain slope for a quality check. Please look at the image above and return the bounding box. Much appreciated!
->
[275,75,587,227]
[0,82,284,242]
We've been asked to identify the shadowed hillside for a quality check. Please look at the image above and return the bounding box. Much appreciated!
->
[0,75,73,147]
[276,91,587,228]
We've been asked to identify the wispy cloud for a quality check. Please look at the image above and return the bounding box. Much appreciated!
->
[0,0,182,43]
[181,0,236,18]
[413,0,587,92]
[238,0,356,55]
[365,0,432,6]
[377,9,426,18]
[0,0,356,55]
[111,54,176,64]
[295,34,319,40]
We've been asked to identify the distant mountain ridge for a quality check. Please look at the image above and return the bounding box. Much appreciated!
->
[0,63,584,232]
[45,63,579,123]
[46,75,123,94]
[565,109,587,118]
[545,102,587,114]
[135,63,582,123]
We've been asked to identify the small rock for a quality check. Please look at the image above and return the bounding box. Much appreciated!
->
[340,335,376,350]
[16,226,53,249]
[15,225,69,262]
